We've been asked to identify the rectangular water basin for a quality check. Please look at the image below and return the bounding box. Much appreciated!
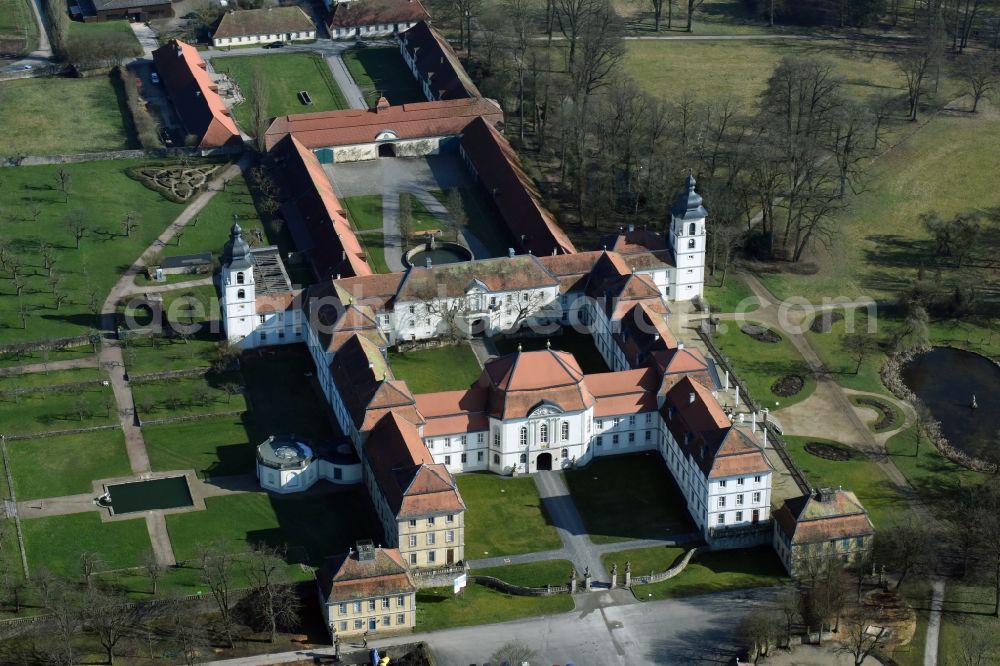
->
[107,476,194,514]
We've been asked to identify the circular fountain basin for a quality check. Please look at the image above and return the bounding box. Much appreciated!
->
[403,242,472,268]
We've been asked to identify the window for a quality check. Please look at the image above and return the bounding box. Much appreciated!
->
[409,553,417,565]
[519,427,527,446]
[493,429,500,447]
[493,453,500,464]
[561,422,569,441]
[447,514,454,523]
[353,601,362,613]
[258,314,266,324]
[629,415,635,427]
[368,600,376,611]
[339,602,347,615]
[613,417,620,427]
[397,614,405,625]
[409,519,416,528]
[736,511,743,522]
[718,497,726,508]
[688,238,696,249]
[737,477,745,486]
[561,448,568,459]
[539,423,548,443]
[446,530,454,543]
[628,432,635,443]
[753,492,762,502]
[427,517,435,526]
[339,621,348,631]
[354,619,363,630]
[382,597,390,609]
[719,480,727,488]
[717,514,725,525]
[397,595,405,607]
[519,453,526,463]
[646,412,652,424]
[428,551,436,563]
[689,222,696,235]
[444,455,451,465]
[409,305,415,314]
[477,451,484,461]
[460,435,467,446]
[597,419,604,430]
[408,535,416,548]
[461,453,467,463]
[754,475,762,483]
[596,436,603,447]
[236,272,245,284]
[237,289,245,299]
[426,532,436,545]
[382,616,390,627]
[645,431,652,441]
[477,432,484,444]
[260,332,267,341]
[612,434,619,445]
[736,494,744,506]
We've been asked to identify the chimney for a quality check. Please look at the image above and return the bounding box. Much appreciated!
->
[628,223,635,233]
[654,334,659,341]
[376,96,390,112]
[336,273,341,280]
[507,248,515,258]
[688,392,695,404]
[368,362,374,370]
[677,341,684,350]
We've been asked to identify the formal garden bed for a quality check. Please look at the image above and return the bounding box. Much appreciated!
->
[127,163,225,203]
[851,395,902,432]
[770,374,805,397]
[804,440,857,462]
[740,323,782,343]
[809,311,844,333]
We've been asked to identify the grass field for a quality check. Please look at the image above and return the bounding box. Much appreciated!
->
[0,75,135,156]
[0,0,38,55]
[7,429,131,500]
[804,307,889,395]
[703,274,758,314]
[123,335,222,375]
[415,583,573,631]
[712,319,816,409]
[0,384,116,436]
[565,453,694,543]
[472,559,573,587]
[430,188,513,258]
[632,546,787,600]
[0,345,95,370]
[885,425,986,512]
[0,160,186,344]
[342,195,383,232]
[784,435,913,528]
[0,365,100,392]
[458,473,561,559]
[342,46,426,106]
[166,489,378,566]
[359,232,390,273]
[166,173,265,260]
[600,545,685,579]
[22,512,151,575]
[67,19,140,45]
[132,371,246,421]
[388,343,482,393]
[144,416,254,479]
[212,53,348,131]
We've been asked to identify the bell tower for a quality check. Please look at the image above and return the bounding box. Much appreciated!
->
[669,174,707,301]
[220,223,256,344]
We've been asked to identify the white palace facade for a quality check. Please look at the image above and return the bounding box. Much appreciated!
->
[219,176,777,551]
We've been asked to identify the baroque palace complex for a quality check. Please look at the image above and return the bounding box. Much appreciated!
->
[160,18,877,637]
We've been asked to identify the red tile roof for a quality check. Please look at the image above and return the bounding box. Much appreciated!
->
[416,387,490,436]
[328,0,429,29]
[255,290,301,314]
[264,98,503,151]
[586,368,660,417]
[478,349,595,419]
[774,489,875,545]
[398,21,481,100]
[317,547,416,602]
[152,40,241,149]
[281,135,373,281]
[460,117,576,258]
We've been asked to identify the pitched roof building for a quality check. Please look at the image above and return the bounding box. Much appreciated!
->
[152,40,241,150]
[327,0,429,39]
[773,488,875,576]
[212,7,317,47]
[398,21,481,101]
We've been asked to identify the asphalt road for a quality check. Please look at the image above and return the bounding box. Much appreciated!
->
[209,586,782,666]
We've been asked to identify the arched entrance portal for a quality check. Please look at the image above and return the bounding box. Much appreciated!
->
[536,452,552,471]
[378,142,396,157]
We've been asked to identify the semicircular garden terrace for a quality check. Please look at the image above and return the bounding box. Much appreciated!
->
[712,320,816,409]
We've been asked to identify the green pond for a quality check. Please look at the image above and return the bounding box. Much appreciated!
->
[107,476,193,514]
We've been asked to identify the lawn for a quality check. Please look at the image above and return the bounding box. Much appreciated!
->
[415,583,573,631]
[804,307,889,395]
[702,274,758,314]
[131,371,246,421]
[123,335,223,375]
[632,546,787,600]
[164,173,266,260]
[712,319,816,409]
[494,330,610,374]
[0,385,116,436]
[600,545,685,579]
[618,0,776,36]
[458,473,561,559]
[166,489,379,566]
[0,74,134,156]
[885,425,986,512]
[0,344,95,370]
[627,37,906,108]
[211,53,348,131]
[67,19,141,45]
[473,559,574,588]
[343,195,384,232]
[430,188,513,258]
[0,365,101,392]
[564,453,695,544]
[359,231,390,273]
[388,343,482,393]
[342,46,426,106]
[0,160,185,344]
[0,0,39,55]
[7,429,132,500]
[935,583,1000,666]
[21,513,151,576]
[755,111,1000,305]
[411,197,444,233]
[143,416,254,480]
[784,435,914,529]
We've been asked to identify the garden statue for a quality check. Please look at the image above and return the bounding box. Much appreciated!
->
[611,562,617,576]
[625,560,631,574]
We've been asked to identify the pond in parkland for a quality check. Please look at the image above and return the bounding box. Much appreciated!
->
[106,476,193,515]
[901,347,1000,460]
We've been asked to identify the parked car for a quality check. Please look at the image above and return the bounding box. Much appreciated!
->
[266,40,285,48]
[150,71,160,84]
[158,128,174,147]
[21,64,32,70]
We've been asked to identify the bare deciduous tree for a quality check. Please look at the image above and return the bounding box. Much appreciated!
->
[198,543,239,647]
[244,544,300,643]
[958,54,999,112]
[490,640,537,665]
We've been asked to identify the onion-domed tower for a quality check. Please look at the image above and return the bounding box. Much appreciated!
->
[669,174,708,301]
[220,223,256,343]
